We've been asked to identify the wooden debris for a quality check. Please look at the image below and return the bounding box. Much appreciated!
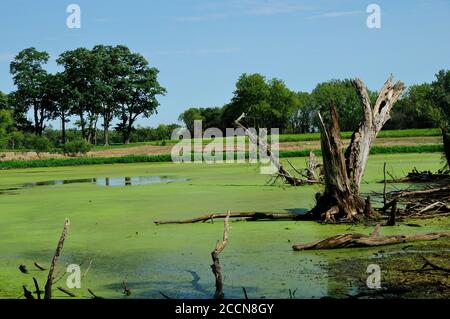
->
[292,224,450,251]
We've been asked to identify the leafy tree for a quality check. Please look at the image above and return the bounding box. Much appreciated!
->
[178,108,204,135]
[309,79,365,131]
[116,52,166,144]
[0,109,14,147]
[26,135,52,156]
[62,139,93,156]
[386,84,434,129]
[57,48,102,143]
[427,70,450,168]
[10,48,52,135]
[224,73,270,129]
[0,91,8,110]
[290,92,314,133]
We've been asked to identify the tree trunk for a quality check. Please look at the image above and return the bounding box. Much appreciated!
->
[61,113,66,144]
[103,116,109,146]
[311,76,404,222]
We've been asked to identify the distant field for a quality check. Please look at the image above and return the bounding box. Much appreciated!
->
[91,128,441,150]
[0,144,443,169]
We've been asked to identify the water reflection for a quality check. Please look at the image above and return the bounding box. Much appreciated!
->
[1,176,189,193]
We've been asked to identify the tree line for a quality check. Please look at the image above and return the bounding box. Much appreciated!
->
[179,71,449,135]
[0,45,448,154]
[0,45,166,150]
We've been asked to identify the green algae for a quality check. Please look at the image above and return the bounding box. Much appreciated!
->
[0,153,448,299]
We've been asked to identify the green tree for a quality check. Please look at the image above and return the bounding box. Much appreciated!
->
[427,70,450,168]
[57,48,102,143]
[116,52,166,144]
[10,47,51,135]
[386,83,434,129]
[0,91,8,110]
[178,108,204,135]
[290,92,313,133]
[309,79,365,131]
[0,109,14,147]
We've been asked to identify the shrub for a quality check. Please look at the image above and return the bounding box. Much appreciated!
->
[62,139,93,157]
[26,135,52,156]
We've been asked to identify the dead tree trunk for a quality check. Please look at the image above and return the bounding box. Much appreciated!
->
[311,76,404,222]
[211,212,230,299]
[44,219,70,299]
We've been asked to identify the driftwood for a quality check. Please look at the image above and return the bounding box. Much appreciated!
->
[211,211,230,299]
[44,219,70,299]
[292,224,450,251]
[155,211,308,225]
[311,76,404,222]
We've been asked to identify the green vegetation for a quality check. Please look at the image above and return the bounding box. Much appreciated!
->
[1,144,443,169]
[62,139,93,157]
[0,153,447,298]
[1,45,448,155]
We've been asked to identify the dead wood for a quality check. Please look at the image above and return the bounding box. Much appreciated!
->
[23,286,34,300]
[34,262,46,271]
[57,286,76,297]
[44,219,70,299]
[235,113,316,186]
[211,211,230,299]
[33,277,41,300]
[122,280,131,296]
[292,224,450,251]
[155,211,310,225]
[311,76,404,222]
[87,288,103,299]
[386,200,397,226]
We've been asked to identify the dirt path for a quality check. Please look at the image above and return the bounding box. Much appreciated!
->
[0,136,442,161]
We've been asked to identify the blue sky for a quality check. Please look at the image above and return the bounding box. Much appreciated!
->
[0,0,449,127]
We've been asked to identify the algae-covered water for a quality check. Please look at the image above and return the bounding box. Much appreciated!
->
[0,153,448,299]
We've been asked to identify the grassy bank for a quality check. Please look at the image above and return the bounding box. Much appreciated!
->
[0,144,444,169]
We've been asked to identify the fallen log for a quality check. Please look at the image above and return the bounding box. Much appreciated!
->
[292,224,450,251]
[155,211,309,225]
[391,186,449,199]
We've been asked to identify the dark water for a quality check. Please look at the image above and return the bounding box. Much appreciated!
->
[0,176,188,194]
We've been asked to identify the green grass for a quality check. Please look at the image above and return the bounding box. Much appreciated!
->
[0,153,448,299]
[1,144,444,169]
